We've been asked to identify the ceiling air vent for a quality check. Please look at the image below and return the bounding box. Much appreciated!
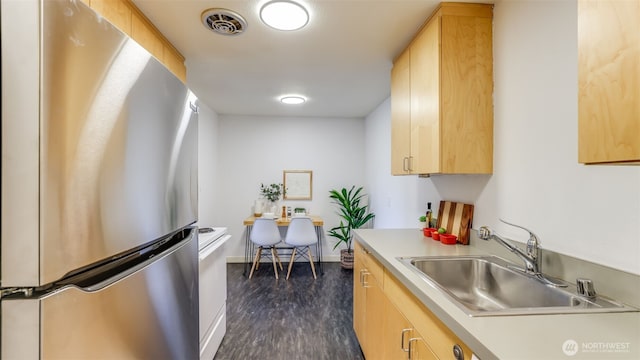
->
[201,8,247,35]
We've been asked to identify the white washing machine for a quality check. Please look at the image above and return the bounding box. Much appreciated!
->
[198,227,230,360]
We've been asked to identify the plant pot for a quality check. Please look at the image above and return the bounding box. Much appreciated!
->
[340,249,354,269]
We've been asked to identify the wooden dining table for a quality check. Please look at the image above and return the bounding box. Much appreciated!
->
[242,215,324,277]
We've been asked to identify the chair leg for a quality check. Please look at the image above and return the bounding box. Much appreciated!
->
[274,248,284,271]
[249,247,262,279]
[308,247,317,279]
[286,248,297,280]
[270,247,279,280]
[255,248,263,271]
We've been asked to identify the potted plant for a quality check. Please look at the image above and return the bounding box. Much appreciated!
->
[419,215,427,229]
[260,183,283,214]
[328,186,375,269]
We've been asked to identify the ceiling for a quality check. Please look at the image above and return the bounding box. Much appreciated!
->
[132,0,480,118]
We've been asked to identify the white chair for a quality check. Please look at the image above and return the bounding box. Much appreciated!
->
[249,218,283,279]
[284,217,318,279]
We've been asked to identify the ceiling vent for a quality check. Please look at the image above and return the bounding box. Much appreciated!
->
[201,8,247,35]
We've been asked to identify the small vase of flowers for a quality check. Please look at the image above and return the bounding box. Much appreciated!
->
[260,183,284,214]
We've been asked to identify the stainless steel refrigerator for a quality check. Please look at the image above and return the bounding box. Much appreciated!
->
[1,0,199,358]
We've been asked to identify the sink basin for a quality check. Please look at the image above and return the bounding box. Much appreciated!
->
[398,255,637,316]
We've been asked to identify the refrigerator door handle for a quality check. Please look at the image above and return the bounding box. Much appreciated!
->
[0,288,34,299]
[56,228,195,293]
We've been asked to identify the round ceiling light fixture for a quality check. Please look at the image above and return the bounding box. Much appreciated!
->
[280,95,306,105]
[260,1,309,31]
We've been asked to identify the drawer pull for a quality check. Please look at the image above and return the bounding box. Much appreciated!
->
[401,328,412,352]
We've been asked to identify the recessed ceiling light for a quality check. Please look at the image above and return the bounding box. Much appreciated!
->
[280,95,306,105]
[260,1,309,31]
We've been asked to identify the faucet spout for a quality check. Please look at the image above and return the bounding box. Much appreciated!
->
[479,220,567,287]
[479,220,541,275]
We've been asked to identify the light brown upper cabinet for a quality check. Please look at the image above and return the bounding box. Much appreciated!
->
[391,3,494,175]
[82,0,187,83]
[578,0,640,164]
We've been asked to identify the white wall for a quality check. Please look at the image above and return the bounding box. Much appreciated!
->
[212,115,366,261]
[364,98,441,228]
[364,0,640,275]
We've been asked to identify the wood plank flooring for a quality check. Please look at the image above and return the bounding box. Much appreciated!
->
[213,262,365,360]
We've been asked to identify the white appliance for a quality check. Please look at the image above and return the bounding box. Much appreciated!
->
[198,227,231,360]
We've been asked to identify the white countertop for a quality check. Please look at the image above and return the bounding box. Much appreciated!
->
[353,228,640,360]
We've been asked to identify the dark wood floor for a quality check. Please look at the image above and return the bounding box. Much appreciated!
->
[213,262,365,360]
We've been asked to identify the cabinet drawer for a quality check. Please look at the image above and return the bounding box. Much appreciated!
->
[384,270,472,360]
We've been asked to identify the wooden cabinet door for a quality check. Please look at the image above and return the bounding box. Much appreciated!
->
[410,16,441,174]
[364,271,385,359]
[385,270,473,360]
[384,296,438,360]
[440,13,494,173]
[383,295,412,359]
[578,0,640,164]
[410,337,438,360]
[391,48,412,175]
[353,243,366,351]
[390,3,494,176]
[354,241,385,359]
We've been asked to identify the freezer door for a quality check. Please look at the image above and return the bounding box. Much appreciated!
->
[1,0,198,287]
[39,0,199,285]
[2,229,199,360]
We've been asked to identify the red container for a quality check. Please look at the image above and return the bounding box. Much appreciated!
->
[423,228,437,237]
[431,232,440,241]
[440,234,458,245]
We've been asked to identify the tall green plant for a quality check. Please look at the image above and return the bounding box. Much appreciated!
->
[328,186,375,252]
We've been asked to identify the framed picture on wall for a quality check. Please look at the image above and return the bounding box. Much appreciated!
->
[283,170,312,200]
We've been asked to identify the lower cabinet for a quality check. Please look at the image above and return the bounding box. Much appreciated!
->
[353,242,385,359]
[353,243,366,349]
[354,241,472,360]
[383,295,436,360]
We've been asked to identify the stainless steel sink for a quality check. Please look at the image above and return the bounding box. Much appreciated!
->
[398,255,638,316]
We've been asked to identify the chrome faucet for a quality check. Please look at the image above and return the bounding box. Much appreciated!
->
[479,219,566,287]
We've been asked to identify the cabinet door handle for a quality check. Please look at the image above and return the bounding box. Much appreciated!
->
[403,157,409,172]
[408,338,420,360]
[362,271,371,288]
[401,328,412,352]
[359,269,366,285]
